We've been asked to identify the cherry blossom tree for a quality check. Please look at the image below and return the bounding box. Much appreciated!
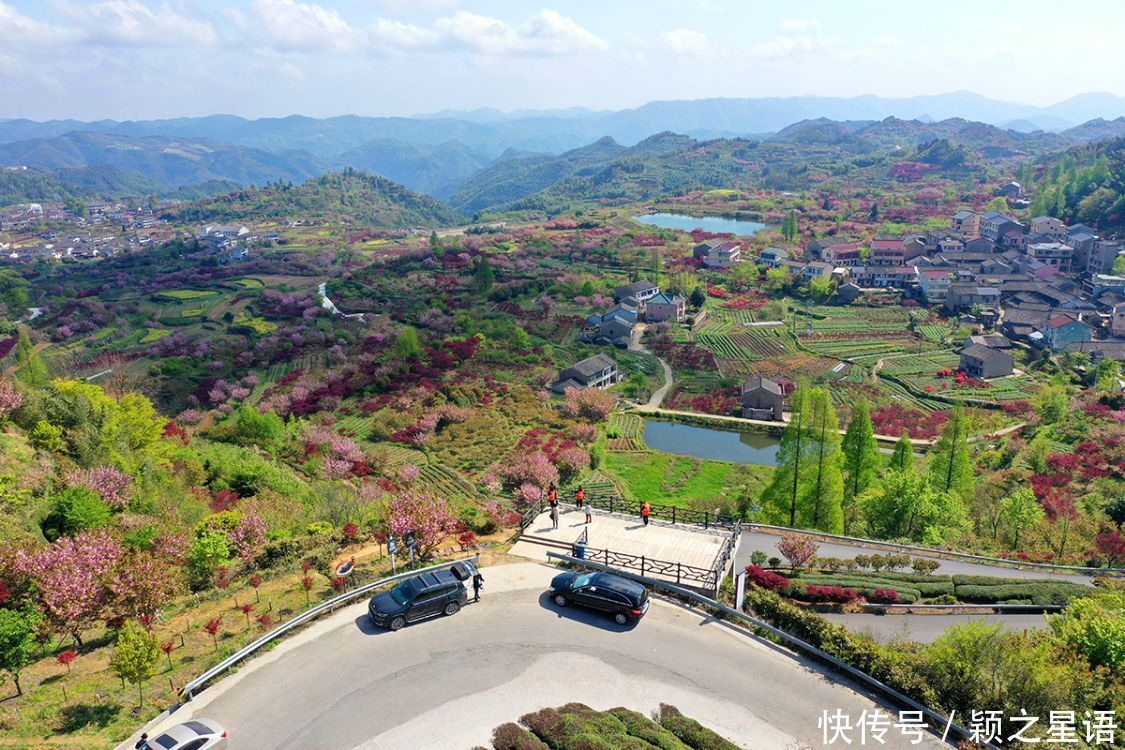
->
[387,493,460,560]
[555,446,591,482]
[499,452,558,491]
[0,378,23,421]
[63,466,133,511]
[108,550,183,621]
[776,534,819,570]
[20,530,123,646]
[561,387,615,422]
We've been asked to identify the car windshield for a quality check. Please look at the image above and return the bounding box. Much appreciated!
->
[572,573,596,588]
[389,581,415,605]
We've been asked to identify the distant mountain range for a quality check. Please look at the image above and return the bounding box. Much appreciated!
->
[2,91,1125,216]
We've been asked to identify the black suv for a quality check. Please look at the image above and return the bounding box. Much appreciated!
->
[368,562,475,631]
[549,570,650,625]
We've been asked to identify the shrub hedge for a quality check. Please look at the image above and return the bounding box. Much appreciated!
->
[954,583,1090,606]
[500,703,741,750]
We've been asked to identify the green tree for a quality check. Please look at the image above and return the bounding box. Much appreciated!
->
[808,276,834,303]
[187,532,230,590]
[800,388,844,533]
[14,328,47,387]
[689,286,706,308]
[1047,590,1125,670]
[930,408,974,499]
[761,386,812,528]
[470,254,494,295]
[1095,358,1121,394]
[235,407,285,449]
[0,607,40,696]
[862,469,964,543]
[889,432,914,472]
[1001,488,1044,550]
[429,230,439,250]
[0,270,30,311]
[840,400,879,534]
[51,486,111,536]
[763,267,789,292]
[782,209,798,242]
[110,620,159,705]
[394,326,422,360]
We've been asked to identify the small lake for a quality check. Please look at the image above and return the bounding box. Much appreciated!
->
[642,420,780,466]
[633,212,769,236]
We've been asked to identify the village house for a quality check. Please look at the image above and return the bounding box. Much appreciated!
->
[979,211,1025,241]
[1085,241,1120,276]
[802,261,833,280]
[758,247,789,268]
[1030,216,1068,241]
[741,376,784,421]
[819,242,863,267]
[951,210,980,236]
[695,239,742,269]
[614,280,660,305]
[550,353,621,393]
[916,268,953,303]
[1042,314,1093,352]
[644,292,686,323]
[960,344,1015,379]
[849,265,915,289]
[1025,242,1074,274]
[1112,302,1125,338]
[869,237,906,265]
[945,284,1000,313]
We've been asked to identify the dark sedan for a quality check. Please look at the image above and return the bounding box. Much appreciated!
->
[548,570,650,625]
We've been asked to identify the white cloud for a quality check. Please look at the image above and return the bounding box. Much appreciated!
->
[780,18,822,32]
[435,10,607,56]
[59,1,217,47]
[659,28,709,56]
[0,1,74,46]
[374,0,461,14]
[750,35,816,60]
[239,0,364,52]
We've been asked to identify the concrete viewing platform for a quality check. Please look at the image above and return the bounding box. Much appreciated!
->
[510,504,735,586]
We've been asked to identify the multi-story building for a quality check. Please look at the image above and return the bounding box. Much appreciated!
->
[1025,242,1074,274]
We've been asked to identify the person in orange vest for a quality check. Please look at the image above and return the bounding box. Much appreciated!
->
[548,483,558,508]
[641,501,652,527]
[575,485,585,509]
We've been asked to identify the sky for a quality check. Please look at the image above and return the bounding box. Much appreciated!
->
[1,0,1124,121]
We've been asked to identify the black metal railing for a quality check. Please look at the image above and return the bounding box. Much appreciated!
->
[575,546,721,592]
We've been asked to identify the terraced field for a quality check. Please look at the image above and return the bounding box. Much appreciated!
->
[607,412,645,451]
[418,462,485,504]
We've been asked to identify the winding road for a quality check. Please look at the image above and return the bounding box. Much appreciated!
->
[151,563,946,750]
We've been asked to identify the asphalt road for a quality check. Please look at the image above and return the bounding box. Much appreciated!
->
[737,530,1092,584]
[172,564,945,750]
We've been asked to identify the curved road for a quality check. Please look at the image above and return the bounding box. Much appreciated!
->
[154,564,944,750]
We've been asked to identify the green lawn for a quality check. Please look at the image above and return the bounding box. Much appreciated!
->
[603,451,771,512]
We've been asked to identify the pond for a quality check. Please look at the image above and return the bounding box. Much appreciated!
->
[642,420,780,466]
[633,212,769,236]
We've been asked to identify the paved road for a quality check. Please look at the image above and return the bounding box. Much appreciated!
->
[737,530,1092,584]
[820,612,1049,643]
[160,564,944,750]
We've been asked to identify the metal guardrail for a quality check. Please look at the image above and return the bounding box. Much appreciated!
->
[743,523,1124,577]
[180,555,479,700]
[547,552,986,749]
[574,546,722,593]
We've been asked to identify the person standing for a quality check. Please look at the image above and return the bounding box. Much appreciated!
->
[584,498,593,525]
[550,503,559,529]
[575,485,585,509]
[548,483,558,509]
[641,500,652,527]
[472,570,484,602]
[135,734,152,750]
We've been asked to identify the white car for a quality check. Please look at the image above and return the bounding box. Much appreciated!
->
[144,718,228,750]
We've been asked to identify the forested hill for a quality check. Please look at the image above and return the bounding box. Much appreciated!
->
[1025,137,1125,229]
[173,169,465,228]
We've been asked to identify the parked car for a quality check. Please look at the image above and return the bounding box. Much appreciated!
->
[144,718,228,749]
[549,570,650,625]
[368,562,476,630]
